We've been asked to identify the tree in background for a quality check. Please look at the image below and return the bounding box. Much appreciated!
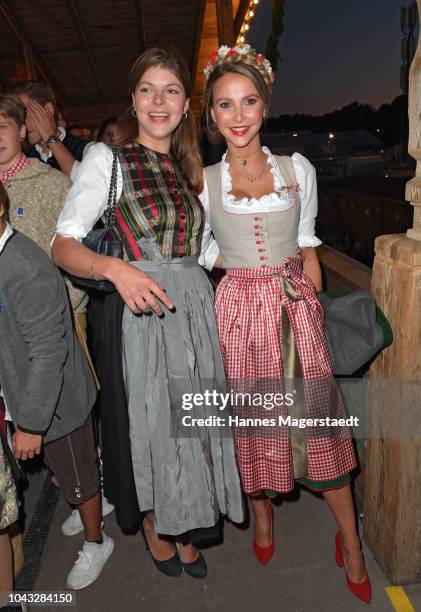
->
[264,96,404,146]
[265,0,287,73]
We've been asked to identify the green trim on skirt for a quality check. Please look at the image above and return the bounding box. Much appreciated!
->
[264,473,350,497]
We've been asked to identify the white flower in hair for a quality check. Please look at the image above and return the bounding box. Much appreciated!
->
[236,44,251,55]
[204,44,274,83]
[219,45,230,58]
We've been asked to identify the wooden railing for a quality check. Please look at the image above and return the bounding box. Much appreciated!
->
[318,245,372,507]
[318,245,372,292]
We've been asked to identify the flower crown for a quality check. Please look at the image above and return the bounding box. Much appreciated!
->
[203,44,274,84]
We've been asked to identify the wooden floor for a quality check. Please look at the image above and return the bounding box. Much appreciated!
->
[21,470,421,612]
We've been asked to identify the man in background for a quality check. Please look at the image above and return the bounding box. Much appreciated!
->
[12,80,90,179]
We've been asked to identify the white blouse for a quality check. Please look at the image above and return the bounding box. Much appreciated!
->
[55,142,219,270]
[200,147,322,249]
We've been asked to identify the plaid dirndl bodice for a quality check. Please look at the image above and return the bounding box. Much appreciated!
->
[113,143,204,261]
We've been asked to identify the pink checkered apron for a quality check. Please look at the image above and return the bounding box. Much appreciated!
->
[215,257,357,494]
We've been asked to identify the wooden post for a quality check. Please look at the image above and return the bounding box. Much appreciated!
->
[216,0,235,46]
[22,44,36,79]
[406,2,421,241]
[363,0,421,584]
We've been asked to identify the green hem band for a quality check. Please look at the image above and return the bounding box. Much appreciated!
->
[296,473,350,491]
[263,473,351,497]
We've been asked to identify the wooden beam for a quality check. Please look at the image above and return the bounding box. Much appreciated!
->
[65,101,129,125]
[0,0,66,106]
[318,245,372,292]
[191,0,206,84]
[364,236,421,584]
[363,0,421,583]
[234,0,250,41]
[22,45,36,80]
[133,0,146,55]
[216,0,235,46]
[66,0,108,102]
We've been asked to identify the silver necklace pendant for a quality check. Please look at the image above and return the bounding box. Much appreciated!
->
[241,159,247,166]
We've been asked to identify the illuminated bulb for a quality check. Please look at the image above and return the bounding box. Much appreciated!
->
[240,35,245,43]
[249,10,254,17]
[293,133,298,137]
[244,23,250,30]
[253,0,259,4]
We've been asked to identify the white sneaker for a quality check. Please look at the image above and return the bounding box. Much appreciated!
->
[61,496,114,536]
[66,532,114,590]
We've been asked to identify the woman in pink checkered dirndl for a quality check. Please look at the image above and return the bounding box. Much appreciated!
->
[200,45,372,602]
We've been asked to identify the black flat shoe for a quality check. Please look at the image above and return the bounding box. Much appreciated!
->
[148,549,183,577]
[180,551,208,579]
[140,524,182,577]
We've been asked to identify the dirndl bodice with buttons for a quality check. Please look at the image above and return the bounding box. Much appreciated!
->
[203,150,357,495]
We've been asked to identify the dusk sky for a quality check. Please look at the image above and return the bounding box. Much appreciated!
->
[247,0,410,116]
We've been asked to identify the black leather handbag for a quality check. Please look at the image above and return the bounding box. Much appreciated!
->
[67,147,123,293]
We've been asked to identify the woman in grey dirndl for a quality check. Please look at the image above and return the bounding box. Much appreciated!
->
[53,47,243,578]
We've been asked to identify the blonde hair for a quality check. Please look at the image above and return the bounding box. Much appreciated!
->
[116,46,203,192]
[203,57,272,141]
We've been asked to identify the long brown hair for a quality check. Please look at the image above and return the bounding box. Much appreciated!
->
[203,58,272,142]
[0,182,10,221]
[116,46,203,192]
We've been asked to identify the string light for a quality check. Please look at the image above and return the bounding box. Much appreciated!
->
[236,0,259,45]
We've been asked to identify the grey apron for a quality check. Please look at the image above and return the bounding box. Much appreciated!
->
[122,240,244,536]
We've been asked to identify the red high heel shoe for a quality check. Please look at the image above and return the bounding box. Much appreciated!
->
[253,500,274,565]
[335,532,372,604]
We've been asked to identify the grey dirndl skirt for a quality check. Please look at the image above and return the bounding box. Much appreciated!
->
[122,253,244,536]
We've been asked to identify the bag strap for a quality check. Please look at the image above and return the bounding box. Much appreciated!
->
[104,146,118,229]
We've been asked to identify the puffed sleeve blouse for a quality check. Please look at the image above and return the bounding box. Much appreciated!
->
[200,147,322,250]
[55,142,219,270]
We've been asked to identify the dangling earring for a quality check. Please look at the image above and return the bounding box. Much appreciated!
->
[183,111,188,119]
[131,108,137,118]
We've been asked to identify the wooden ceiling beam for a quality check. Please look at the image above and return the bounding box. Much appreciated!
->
[191,0,206,83]
[133,0,146,55]
[66,0,108,102]
[216,0,235,46]
[66,100,129,125]
[0,0,66,105]
[234,0,251,41]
